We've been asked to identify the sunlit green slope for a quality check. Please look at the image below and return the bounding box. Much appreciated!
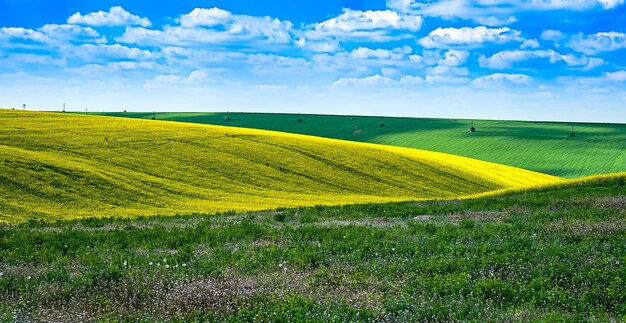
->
[0,110,561,222]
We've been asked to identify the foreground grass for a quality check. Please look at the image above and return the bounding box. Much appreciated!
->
[95,111,626,178]
[1,175,624,321]
[0,109,559,222]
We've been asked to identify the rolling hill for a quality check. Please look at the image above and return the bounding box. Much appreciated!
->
[94,112,626,178]
[0,109,560,222]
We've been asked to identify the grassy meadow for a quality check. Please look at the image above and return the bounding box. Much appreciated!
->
[94,111,626,178]
[1,108,624,321]
[0,109,560,223]
[1,174,624,321]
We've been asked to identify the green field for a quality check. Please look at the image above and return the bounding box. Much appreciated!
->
[2,109,624,321]
[93,112,626,178]
[0,110,560,222]
[1,174,624,321]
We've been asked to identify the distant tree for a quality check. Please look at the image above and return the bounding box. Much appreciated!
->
[470,120,476,133]
[23,104,26,110]
[152,110,156,120]
[570,125,576,137]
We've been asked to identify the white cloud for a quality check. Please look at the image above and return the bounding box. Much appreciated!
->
[332,74,397,87]
[311,46,417,75]
[1,53,67,67]
[541,29,567,42]
[474,16,518,26]
[0,71,52,84]
[73,44,160,62]
[179,8,231,27]
[419,26,523,48]
[472,73,532,87]
[521,39,540,48]
[144,69,223,88]
[426,65,470,76]
[295,39,341,53]
[560,54,605,70]
[604,70,626,81]
[350,46,412,60]
[118,8,293,47]
[438,50,470,66]
[66,61,159,75]
[0,27,47,42]
[567,31,626,54]
[253,84,288,91]
[558,70,626,86]
[480,49,605,70]
[68,6,151,27]
[423,75,471,84]
[527,0,624,9]
[388,0,623,26]
[480,49,560,68]
[303,9,423,44]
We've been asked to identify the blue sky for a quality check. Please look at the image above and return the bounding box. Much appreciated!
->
[1,0,626,122]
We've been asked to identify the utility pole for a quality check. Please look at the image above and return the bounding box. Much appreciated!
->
[62,103,65,113]
[23,104,26,110]
[85,108,88,115]
[152,110,156,120]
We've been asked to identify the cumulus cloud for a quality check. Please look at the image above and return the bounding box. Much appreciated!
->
[438,50,470,66]
[472,73,533,87]
[567,31,626,54]
[541,29,567,42]
[301,8,423,46]
[350,46,412,60]
[480,50,560,68]
[419,26,523,48]
[0,24,103,51]
[73,44,160,62]
[0,27,47,42]
[1,53,67,67]
[68,6,151,27]
[521,39,540,48]
[604,70,626,81]
[144,69,223,88]
[118,8,293,47]
[310,46,417,75]
[480,49,604,70]
[332,74,397,87]
[179,8,231,27]
[388,0,623,27]
[66,61,159,75]
[527,0,624,10]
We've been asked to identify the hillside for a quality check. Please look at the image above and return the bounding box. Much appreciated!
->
[0,109,560,222]
[2,173,624,321]
[94,112,626,178]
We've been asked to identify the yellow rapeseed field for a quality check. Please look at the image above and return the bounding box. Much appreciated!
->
[0,109,562,222]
